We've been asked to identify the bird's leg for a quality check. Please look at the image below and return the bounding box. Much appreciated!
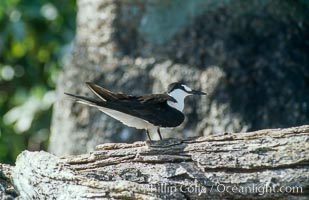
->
[146,129,152,142]
[157,127,162,140]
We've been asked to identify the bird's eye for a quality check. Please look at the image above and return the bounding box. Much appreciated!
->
[182,85,192,92]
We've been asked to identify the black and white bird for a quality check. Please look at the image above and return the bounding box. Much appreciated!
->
[65,82,206,141]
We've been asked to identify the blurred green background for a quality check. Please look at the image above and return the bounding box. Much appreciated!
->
[0,0,76,164]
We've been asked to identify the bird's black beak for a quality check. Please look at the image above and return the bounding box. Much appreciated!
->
[190,90,207,95]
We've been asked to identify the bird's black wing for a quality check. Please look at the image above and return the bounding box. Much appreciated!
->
[86,82,135,101]
[86,82,177,103]
[138,93,177,104]
[105,94,184,127]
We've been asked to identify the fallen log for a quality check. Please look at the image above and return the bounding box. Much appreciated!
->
[3,125,309,199]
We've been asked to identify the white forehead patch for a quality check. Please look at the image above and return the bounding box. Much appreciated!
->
[182,84,192,92]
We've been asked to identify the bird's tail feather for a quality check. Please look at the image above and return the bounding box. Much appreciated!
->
[64,92,103,108]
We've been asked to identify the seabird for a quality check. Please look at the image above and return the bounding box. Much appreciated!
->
[65,82,206,141]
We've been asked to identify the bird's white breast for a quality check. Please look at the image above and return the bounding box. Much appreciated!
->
[167,89,189,112]
[99,108,156,130]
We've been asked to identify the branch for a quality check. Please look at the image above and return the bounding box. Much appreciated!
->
[9,126,309,199]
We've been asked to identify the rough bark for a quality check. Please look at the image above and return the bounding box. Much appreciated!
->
[10,125,309,199]
[0,164,17,200]
[50,0,309,156]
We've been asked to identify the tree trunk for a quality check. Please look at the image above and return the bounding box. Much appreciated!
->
[5,125,309,199]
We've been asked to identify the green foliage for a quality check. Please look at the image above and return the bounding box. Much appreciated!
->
[0,0,76,164]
